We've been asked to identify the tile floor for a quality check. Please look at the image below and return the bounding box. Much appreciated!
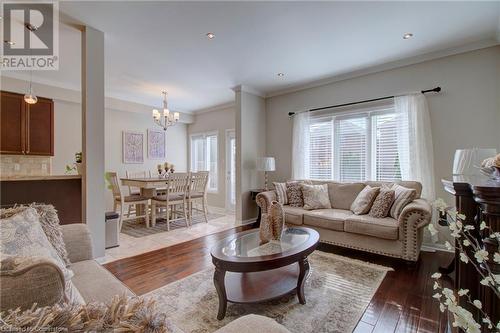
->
[96,210,241,264]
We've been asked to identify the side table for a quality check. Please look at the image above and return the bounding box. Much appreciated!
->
[250,188,265,227]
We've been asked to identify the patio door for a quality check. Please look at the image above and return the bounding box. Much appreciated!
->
[226,130,236,212]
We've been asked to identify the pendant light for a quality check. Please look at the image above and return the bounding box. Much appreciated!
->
[24,70,37,104]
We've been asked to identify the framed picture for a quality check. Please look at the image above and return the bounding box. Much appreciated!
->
[147,129,166,159]
[122,131,144,164]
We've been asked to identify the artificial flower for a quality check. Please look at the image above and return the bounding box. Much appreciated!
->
[480,221,487,230]
[474,249,489,263]
[459,253,469,263]
[472,300,482,309]
[431,272,442,279]
[462,239,470,247]
[457,289,469,296]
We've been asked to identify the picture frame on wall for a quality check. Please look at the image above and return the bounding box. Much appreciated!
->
[147,129,166,160]
[122,131,144,164]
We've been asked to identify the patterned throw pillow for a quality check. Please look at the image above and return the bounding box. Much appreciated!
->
[273,182,288,205]
[369,189,396,218]
[0,204,71,267]
[0,208,74,282]
[286,182,304,207]
[350,185,380,215]
[389,184,417,219]
[302,184,331,210]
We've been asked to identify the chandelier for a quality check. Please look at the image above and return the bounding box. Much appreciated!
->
[152,91,179,131]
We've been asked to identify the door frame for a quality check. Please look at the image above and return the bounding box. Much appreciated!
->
[225,129,236,212]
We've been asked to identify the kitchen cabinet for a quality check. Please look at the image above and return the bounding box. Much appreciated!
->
[0,91,54,156]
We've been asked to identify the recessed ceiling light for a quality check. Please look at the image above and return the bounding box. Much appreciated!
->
[277,73,285,77]
[4,40,15,46]
[206,32,215,40]
[403,33,413,40]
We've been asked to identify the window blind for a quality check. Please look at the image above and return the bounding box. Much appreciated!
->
[309,119,333,180]
[336,116,367,181]
[190,133,218,191]
[373,113,402,181]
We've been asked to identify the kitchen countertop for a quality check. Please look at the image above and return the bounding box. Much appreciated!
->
[0,175,82,181]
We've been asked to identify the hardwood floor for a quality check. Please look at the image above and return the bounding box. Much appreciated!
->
[104,226,455,333]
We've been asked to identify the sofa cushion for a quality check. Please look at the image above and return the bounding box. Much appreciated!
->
[282,205,306,225]
[345,215,399,240]
[71,260,134,303]
[303,209,353,231]
[327,182,365,210]
[214,314,291,333]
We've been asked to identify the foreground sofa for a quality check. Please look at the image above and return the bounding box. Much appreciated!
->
[257,180,432,262]
[1,222,289,332]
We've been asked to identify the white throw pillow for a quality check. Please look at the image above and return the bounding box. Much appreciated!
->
[301,184,331,210]
[389,184,417,219]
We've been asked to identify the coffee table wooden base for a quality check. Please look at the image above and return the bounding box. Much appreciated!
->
[214,260,310,320]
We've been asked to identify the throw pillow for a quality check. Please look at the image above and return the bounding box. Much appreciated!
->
[0,208,74,285]
[369,189,396,218]
[286,181,304,207]
[302,184,332,210]
[327,182,366,210]
[350,185,380,215]
[273,182,288,205]
[0,204,71,267]
[389,184,417,219]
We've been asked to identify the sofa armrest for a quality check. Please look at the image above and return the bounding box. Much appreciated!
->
[256,191,277,215]
[399,198,432,229]
[398,198,432,261]
[61,224,94,263]
[0,257,66,312]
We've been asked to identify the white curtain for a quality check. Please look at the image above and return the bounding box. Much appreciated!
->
[395,93,436,200]
[291,111,310,180]
[395,93,437,240]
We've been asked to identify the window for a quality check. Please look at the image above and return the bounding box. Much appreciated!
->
[190,132,218,192]
[307,103,405,181]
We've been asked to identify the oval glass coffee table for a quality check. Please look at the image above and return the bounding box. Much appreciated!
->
[210,227,319,319]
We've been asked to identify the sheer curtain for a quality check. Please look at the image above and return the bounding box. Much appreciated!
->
[292,111,310,180]
[395,93,436,239]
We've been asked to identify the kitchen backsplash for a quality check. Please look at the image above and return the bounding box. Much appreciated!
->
[0,155,52,177]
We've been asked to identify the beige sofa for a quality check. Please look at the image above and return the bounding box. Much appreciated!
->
[257,180,432,262]
[1,223,289,333]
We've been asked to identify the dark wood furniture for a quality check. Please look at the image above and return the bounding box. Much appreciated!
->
[442,175,500,329]
[0,176,82,224]
[210,227,319,320]
[0,91,54,156]
[250,188,265,226]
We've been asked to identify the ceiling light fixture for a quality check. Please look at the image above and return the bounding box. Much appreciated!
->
[403,33,413,40]
[152,91,179,131]
[277,73,285,77]
[24,70,38,105]
[206,32,215,40]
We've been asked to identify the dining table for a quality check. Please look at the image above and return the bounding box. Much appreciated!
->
[120,177,170,216]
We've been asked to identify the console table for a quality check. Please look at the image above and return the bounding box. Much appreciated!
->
[441,176,499,328]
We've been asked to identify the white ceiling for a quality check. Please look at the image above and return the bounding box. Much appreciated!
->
[4,1,500,112]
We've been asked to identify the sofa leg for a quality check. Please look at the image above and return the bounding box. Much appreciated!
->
[404,259,418,268]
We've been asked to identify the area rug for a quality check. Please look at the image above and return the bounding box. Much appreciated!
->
[144,251,392,333]
[121,213,225,237]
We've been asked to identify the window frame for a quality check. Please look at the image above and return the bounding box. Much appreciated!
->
[189,130,219,193]
[307,104,403,182]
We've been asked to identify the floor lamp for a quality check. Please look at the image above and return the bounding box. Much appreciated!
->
[257,157,276,191]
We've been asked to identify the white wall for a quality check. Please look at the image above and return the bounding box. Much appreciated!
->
[236,88,266,222]
[266,46,500,201]
[188,105,235,209]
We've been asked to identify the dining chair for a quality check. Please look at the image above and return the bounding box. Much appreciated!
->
[188,171,209,223]
[149,170,168,195]
[107,172,150,230]
[151,172,190,230]
[125,170,147,195]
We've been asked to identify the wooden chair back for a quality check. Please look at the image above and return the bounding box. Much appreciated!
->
[125,170,147,194]
[106,172,123,200]
[191,171,209,195]
[167,172,190,196]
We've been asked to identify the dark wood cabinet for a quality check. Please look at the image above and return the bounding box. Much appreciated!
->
[0,91,54,156]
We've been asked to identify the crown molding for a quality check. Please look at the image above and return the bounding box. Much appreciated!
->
[191,101,235,115]
[266,38,500,98]
[232,84,265,98]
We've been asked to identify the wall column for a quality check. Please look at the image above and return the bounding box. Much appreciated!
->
[234,85,266,223]
[81,26,105,257]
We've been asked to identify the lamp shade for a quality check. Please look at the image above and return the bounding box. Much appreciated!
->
[257,157,276,172]
[453,148,497,175]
